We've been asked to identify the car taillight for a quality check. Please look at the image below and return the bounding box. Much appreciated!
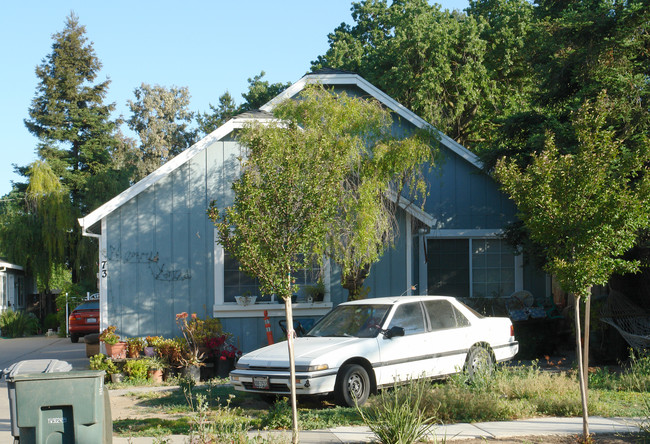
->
[510,325,515,337]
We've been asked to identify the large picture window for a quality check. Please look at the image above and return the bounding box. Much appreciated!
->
[426,238,517,299]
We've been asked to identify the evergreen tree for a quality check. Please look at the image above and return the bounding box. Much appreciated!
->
[21,13,127,287]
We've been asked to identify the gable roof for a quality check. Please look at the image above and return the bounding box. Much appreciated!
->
[261,71,483,170]
[79,71,480,234]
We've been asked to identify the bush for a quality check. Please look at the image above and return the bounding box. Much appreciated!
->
[124,359,150,381]
[359,378,437,444]
[43,313,59,331]
[0,309,40,337]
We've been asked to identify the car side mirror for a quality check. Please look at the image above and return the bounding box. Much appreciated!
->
[383,326,405,339]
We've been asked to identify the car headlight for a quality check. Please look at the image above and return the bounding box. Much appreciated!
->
[234,362,249,370]
[295,364,329,372]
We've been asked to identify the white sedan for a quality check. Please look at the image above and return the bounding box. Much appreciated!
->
[230,295,518,406]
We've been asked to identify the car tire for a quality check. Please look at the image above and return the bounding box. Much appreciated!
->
[70,334,79,343]
[336,364,370,407]
[465,346,493,380]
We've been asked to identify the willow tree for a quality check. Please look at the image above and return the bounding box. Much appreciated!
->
[0,161,72,291]
[208,85,432,441]
[494,94,650,438]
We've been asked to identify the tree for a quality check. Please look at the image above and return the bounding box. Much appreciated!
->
[208,85,432,441]
[0,161,72,291]
[312,0,494,147]
[128,83,198,181]
[198,71,291,137]
[21,13,127,288]
[494,94,650,438]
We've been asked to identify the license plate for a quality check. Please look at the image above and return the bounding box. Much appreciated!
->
[87,318,97,323]
[253,376,270,390]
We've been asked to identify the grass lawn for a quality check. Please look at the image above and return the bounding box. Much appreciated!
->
[112,357,650,439]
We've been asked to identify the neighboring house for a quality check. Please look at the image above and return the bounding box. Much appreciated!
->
[0,260,27,314]
[78,70,547,352]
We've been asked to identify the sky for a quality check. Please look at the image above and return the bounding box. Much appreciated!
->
[1,0,469,198]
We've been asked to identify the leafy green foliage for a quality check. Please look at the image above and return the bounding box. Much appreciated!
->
[127,83,198,181]
[0,309,40,338]
[495,94,650,299]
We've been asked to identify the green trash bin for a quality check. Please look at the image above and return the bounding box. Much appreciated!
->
[5,369,112,444]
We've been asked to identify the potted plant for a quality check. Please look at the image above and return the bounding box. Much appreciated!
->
[126,337,145,358]
[304,280,326,303]
[176,312,205,382]
[89,353,118,383]
[144,335,161,357]
[99,326,126,359]
[145,356,166,383]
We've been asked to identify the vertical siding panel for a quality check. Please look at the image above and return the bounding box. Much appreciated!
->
[154,177,175,337]
[189,152,210,318]
[137,187,156,334]
[172,165,191,319]
[119,198,139,337]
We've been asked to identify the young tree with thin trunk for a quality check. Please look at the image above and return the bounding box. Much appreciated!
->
[495,94,650,439]
[208,85,433,442]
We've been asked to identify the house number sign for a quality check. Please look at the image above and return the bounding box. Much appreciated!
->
[101,261,107,278]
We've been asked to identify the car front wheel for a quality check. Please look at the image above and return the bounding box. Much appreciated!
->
[336,364,370,407]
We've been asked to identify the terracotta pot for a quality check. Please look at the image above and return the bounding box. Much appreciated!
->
[148,369,164,383]
[105,342,127,359]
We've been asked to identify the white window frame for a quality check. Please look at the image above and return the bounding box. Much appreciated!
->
[418,229,523,298]
[213,229,333,318]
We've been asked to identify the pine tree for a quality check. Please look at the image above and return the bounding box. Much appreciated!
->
[22,13,126,287]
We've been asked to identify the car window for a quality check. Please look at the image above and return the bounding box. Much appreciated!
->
[308,304,391,338]
[387,302,426,336]
[424,300,469,330]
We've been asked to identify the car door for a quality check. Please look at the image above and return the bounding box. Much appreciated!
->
[423,299,471,376]
[375,302,430,386]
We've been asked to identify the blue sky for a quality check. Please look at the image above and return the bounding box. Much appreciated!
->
[1,0,468,198]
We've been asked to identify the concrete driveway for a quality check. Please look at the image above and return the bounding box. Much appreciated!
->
[0,336,89,442]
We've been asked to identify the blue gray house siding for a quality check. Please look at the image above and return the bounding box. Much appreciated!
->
[83,72,548,352]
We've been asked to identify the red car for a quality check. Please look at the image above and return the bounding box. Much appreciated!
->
[68,300,99,343]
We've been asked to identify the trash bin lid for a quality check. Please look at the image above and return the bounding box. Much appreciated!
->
[3,359,72,380]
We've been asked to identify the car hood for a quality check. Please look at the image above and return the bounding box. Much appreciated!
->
[239,336,370,368]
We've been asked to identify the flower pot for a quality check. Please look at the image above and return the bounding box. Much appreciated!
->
[128,349,141,359]
[148,369,164,383]
[110,372,125,383]
[217,357,235,378]
[105,342,127,359]
[181,365,201,382]
[144,346,155,357]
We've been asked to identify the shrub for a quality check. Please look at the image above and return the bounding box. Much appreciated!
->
[262,397,293,429]
[43,313,59,331]
[0,309,39,337]
[124,359,150,381]
[359,378,437,444]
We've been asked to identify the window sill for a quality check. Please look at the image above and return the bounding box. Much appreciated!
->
[213,302,333,318]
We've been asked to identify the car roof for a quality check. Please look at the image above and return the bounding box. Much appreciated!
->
[340,295,456,306]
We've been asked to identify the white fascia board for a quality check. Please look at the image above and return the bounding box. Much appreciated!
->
[261,73,484,170]
[385,190,435,227]
[78,116,274,233]
[428,228,504,238]
[0,261,24,271]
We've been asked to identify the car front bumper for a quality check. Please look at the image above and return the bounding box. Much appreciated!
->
[230,368,338,396]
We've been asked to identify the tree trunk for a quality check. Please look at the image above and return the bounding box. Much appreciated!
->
[583,293,591,405]
[342,264,370,301]
[574,296,590,438]
[284,296,299,444]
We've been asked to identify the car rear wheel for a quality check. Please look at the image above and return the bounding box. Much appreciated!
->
[465,345,493,380]
[70,333,79,343]
[336,364,370,407]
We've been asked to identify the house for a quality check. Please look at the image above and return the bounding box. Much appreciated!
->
[0,260,27,314]
[78,70,548,352]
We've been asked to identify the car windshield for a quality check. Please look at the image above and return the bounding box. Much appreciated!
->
[307,304,391,338]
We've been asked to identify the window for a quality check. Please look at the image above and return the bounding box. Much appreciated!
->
[388,303,426,335]
[424,300,469,330]
[426,238,517,299]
